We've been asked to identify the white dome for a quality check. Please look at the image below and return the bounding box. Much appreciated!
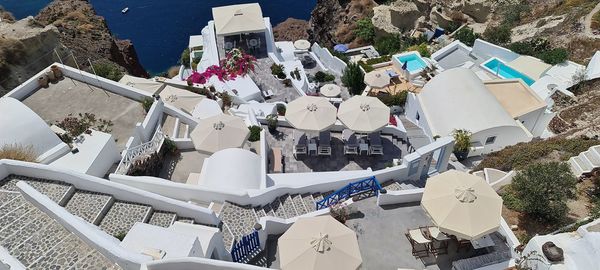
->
[199,148,262,190]
[0,97,68,162]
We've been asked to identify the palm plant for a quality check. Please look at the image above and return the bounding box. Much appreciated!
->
[452,129,472,161]
[342,63,365,95]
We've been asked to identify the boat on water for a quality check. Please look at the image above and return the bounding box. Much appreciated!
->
[121,7,129,14]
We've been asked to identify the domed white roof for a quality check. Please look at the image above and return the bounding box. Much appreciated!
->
[0,97,68,162]
[199,148,262,190]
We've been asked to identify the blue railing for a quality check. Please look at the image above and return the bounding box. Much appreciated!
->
[316,176,382,210]
[231,230,260,263]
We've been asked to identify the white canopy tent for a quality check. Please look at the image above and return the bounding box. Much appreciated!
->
[212,3,266,36]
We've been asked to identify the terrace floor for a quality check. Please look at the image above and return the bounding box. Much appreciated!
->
[435,47,484,72]
[250,57,300,103]
[22,78,146,150]
[263,197,512,270]
[159,150,210,183]
[301,55,351,100]
[265,126,409,173]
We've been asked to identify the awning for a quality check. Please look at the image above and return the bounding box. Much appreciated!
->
[212,3,266,35]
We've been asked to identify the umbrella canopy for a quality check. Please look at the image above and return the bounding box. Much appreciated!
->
[192,98,223,119]
[364,70,390,88]
[278,216,362,270]
[319,84,341,97]
[285,96,337,131]
[212,3,266,35]
[337,96,390,133]
[333,44,349,53]
[421,170,503,240]
[294,39,311,50]
[190,114,249,154]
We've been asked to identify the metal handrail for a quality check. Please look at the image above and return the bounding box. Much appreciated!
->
[115,126,165,174]
[316,176,382,210]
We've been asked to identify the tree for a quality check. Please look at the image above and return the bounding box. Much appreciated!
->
[538,48,569,65]
[92,61,123,82]
[354,18,375,42]
[454,27,479,47]
[375,34,402,55]
[483,25,512,45]
[512,162,577,222]
[341,63,365,95]
[180,48,190,68]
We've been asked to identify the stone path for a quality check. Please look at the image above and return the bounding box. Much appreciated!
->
[583,2,600,38]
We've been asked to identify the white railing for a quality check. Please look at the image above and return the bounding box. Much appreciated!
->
[115,126,166,175]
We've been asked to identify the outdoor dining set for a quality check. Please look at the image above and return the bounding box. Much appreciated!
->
[292,129,384,157]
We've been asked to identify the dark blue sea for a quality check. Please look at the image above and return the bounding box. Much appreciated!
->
[0,0,316,74]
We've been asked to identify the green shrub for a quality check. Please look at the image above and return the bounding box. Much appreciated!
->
[407,43,430,57]
[358,61,374,72]
[454,27,479,47]
[475,137,600,171]
[180,48,190,68]
[162,138,177,154]
[115,232,127,241]
[452,129,472,153]
[270,63,286,79]
[248,125,262,142]
[56,113,113,138]
[92,61,123,81]
[539,48,569,65]
[483,25,512,46]
[314,71,336,83]
[501,1,531,26]
[354,18,375,42]
[276,104,286,116]
[365,55,392,65]
[342,63,365,95]
[220,91,232,108]
[330,50,349,63]
[511,162,577,222]
[375,34,403,55]
[508,39,569,65]
[141,97,154,112]
[378,91,407,107]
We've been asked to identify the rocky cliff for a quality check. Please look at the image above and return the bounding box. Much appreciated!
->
[35,0,147,78]
[272,18,310,42]
[308,0,377,48]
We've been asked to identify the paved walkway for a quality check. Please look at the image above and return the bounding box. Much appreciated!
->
[582,2,600,38]
[250,58,300,103]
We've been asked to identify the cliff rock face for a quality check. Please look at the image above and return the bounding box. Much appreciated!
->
[0,6,15,22]
[35,0,147,77]
[309,0,377,48]
[272,18,310,42]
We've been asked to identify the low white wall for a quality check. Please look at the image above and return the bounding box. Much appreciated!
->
[0,160,219,225]
[259,130,268,190]
[311,43,347,76]
[141,99,164,141]
[260,208,330,236]
[498,217,520,258]
[485,169,515,191]
[144,257,268,270]
[0,246,25,270]
[17,181,151,270]
[472,39,520,62]
[377,188,425,205]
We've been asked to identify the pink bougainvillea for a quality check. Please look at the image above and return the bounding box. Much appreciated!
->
[187,48,256,85]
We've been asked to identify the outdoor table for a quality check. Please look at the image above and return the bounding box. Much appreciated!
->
[308,139,317,155]
[359,139,369,155]
[470,234,495,249]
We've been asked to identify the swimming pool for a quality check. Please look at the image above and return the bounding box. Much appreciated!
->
[482,58,535,86]
[394,52,428,73]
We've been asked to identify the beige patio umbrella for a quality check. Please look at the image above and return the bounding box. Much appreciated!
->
[294,39,311,50]
[337,96,390,133]
[319,84,341,97]
[190,114,249,154]
[278,216,362,270]
[421,170,503,240]
[364,70,390,89]
[285,96,337,131]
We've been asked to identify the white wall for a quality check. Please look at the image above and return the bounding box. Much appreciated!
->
[472,39,520,62]
[311,43,347,76]
[405,93,434,138]
[0,160,220,225]
[469,125,532,157]
[144,257,268,270]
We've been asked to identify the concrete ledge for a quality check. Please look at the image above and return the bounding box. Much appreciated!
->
[144,257,267,270]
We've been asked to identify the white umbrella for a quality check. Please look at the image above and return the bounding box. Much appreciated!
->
[192,98,222,119]
[278,216,362,270]
[294,39,311,50]
[337,96,390,133]
[190,114,249,154]
[364,70,390,89]
[285,96,337,132]
[319,84,341,97]
[421,170,503,240]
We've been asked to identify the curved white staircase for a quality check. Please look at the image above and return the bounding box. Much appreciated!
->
[569,145,600,178]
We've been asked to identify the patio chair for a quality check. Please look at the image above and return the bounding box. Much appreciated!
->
[425,226,450,255]
[368,133,383,155]
[406,228,431,258]
[293,131,307,158]
[317,131,332,156]
[343,129,358,155]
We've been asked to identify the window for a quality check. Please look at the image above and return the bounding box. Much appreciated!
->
[485,136,496,145]
[416,112,420,121]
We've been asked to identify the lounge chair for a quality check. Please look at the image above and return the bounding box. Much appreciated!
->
[317,131,332,156]
[343,129,358,155]
[368,133,383,155]
[293,131,307,158]
[426,226,450,255]
[406,228,431,257]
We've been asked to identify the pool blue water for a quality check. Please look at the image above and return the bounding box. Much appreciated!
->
[483,58,535,86]
[396,53,428,73]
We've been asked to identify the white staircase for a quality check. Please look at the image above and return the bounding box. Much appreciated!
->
[569,145,600,178]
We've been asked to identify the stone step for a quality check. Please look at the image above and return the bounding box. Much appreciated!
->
[569,157,584,177]
[0,176,73,203]
[261,204,276,218]
[578,153,594,171]
[11,220,68,266]
[222,224,235,252]
[175,217,195,224]
[0,202,36,229]
[64,191,114,225]
[291,194,308,216]
[0,191,19,206]
[0,208,43,242]
[312,192,324,203]
[584,149,600,167]
[301,193,316,212]
[161,115,177,138]
[0,195,27,215]
[270,199,287,219]
[279,195,298,218]
[148,211,177,228]
[254,206,266,219]
[70,249,120,270]
[219,202,258,239]
[28,233,94,270]
[381,180,402,191]
[98,201,152,238]
[573,156,592,173]
[0,210,50,250]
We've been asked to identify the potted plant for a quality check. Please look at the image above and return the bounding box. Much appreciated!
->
[270,63,286,80]
[452,129,472,161]
[266,114,278,133]
[276,104,286,116]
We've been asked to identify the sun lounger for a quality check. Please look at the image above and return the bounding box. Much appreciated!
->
[317,131,332,156]
[343,129,358,155]
[271,147,283,173]
[368,133,383,155]
[406,228,431,257]
[293,131,307,158]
